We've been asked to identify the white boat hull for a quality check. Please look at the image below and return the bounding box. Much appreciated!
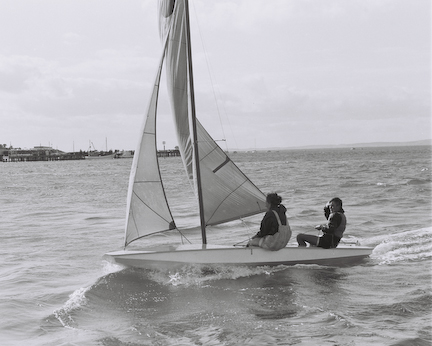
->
[104,244,373,270]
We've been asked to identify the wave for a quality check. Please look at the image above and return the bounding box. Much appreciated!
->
[367,227,432,265]
[404,178,431,185]
[50,261,125,329]
[391,338,432,346]
[85,216,119,221]
[146,264,289,287]
[369,174,431,188]
[52,287,89,328]
[370,289,432,318]
[297,209,316,216]
[52,226,431,327]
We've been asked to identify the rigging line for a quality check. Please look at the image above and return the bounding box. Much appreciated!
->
[233,239,249,247]
[238,218,257,245]
[191,1,234,152]
[197,143,219,161]
[177,229,192,244]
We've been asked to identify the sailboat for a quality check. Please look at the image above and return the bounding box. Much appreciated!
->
[104,0,373,270]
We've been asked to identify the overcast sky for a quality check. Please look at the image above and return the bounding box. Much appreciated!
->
[0,0,430,151]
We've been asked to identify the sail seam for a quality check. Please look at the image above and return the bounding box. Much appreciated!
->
[198,144,217,162]
[133,191,173,224]
[206,179,248,225]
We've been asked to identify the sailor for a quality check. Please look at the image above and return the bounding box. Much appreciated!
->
[297,197,346,248]
[247,193,291,250]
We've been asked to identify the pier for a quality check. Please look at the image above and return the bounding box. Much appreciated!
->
[1,147,85,162]
[157,149,180,157]
[1,146,180,162]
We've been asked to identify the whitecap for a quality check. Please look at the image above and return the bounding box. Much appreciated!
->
[369,227,432,265]
[52,286,89,328]
[101,259,125,275]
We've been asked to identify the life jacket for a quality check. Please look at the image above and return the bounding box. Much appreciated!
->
[332,212,347,239]
[259,211,292,251]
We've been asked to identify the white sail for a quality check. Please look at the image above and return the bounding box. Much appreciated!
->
[196,120,267,225]
[160,0,267,230]
[124,40,174,247]
[159,0,194,182]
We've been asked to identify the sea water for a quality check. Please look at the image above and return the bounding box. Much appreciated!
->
[0,146,431,346]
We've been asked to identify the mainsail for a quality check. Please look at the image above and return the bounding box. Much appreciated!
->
[124,0,267,247]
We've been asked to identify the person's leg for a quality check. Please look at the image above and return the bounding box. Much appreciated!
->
[297,233,319,247]
[318,234,340,249]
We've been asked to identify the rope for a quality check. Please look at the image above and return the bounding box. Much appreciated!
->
[231,218,257,247]
[178,229,192,244]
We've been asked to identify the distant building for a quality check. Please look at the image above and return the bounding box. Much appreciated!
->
[5,146,85,162]
[157,149,180,157]
[1,144,182,162]
[0,146,9,162]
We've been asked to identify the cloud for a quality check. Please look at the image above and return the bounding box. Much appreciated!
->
[0,0,429,151]
[0,47,156,117]
[62,32,82,46]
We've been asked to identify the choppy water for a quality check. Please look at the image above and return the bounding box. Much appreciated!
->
[1,146,431,346]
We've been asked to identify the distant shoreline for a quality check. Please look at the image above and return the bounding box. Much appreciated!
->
[2,139,430,155]
[228,139,431,152]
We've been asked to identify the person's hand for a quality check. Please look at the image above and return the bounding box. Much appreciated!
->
[315,224,323,230]
[323,203,330,219]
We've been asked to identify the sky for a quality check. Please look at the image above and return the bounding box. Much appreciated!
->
[0,0,430,152]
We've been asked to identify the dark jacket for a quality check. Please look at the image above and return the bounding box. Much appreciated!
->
[253,205,287,238]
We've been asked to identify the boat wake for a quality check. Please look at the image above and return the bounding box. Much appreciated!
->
[52,287,89,328]
[146,264,288,287]
[368,227,432,265]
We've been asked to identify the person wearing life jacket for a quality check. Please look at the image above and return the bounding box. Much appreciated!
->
[247,193,290,249]
[297,197,346,249]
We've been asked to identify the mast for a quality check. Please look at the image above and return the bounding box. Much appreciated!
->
[184,0,207,244]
